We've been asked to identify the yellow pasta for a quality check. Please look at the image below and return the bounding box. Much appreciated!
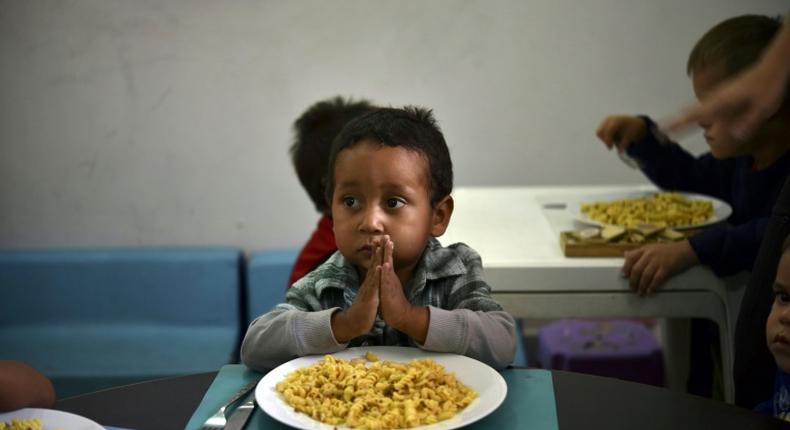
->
[580,192,713,228]
[276,354,477,429]
[0,418,43,430]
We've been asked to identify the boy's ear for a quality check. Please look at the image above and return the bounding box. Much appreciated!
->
[430,195,454,237]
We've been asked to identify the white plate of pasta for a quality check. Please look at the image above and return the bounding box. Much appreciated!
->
[256,346,507,430]
[0,408,103,430]
[567,190,732,230]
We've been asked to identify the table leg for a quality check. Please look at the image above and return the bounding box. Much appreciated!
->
[493,290,734,402]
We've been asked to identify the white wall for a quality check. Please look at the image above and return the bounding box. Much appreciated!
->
[0,0,786,251]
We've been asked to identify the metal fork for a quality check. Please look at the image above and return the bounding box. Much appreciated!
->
[199,379,259,430]
[613,132,642,170]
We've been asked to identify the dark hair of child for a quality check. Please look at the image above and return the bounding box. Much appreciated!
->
[325,106,453,207]
[290,96,376,213]
[687,15,782,77]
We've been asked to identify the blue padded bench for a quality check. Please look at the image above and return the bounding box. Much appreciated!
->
[244,249,298,324]
[244,249,528,367]
[0,247,243,398]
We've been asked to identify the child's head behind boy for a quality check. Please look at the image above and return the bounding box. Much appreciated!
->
[324,107,454,286]
[686,15,785,161]
[767,237,790,373]
[290,97,376,215]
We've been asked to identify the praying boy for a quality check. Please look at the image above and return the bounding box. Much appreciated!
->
[241,107,517,370]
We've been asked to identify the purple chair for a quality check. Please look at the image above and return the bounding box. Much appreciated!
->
[537,319,664,386]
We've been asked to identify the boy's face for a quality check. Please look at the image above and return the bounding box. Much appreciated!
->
[767,251,790,372]
[330,140,452,283]
[692,66,753,159]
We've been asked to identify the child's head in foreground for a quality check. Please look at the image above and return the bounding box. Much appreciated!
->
[290,96,376,214]
[767,236,790,372]
[686,14,785,159]
[324,106,454,283]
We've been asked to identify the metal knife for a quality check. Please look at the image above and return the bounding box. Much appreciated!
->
[224,392,256,430]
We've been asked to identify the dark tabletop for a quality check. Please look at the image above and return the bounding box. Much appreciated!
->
[55,369,790,430]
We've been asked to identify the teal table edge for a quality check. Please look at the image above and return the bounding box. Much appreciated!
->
[186,365,558,430]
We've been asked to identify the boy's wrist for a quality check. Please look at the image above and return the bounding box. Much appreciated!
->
[397,305,429,344]
[330,309,360,343]
[680,239,700,267]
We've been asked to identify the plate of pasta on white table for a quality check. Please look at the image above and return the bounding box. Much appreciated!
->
[255,346,507,430]
[567,190,732,230]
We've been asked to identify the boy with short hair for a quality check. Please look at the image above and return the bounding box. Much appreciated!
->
[757,236,790,420]
[595,15,790,294]
[595,15,790,398]
[242,107,517,370]
[288,97,377,286]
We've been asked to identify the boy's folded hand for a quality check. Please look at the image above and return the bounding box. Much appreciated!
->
[621,241,700,296]
[378,236,429,343]
[330,243,382,343]
[596,115,647,152]
[378,237,408,327]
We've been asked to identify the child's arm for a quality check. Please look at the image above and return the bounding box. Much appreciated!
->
[688,217,771,276]
[240,307,345,372]
[631,117,734,196]
[597,115,735,198]
[240,276,349,371]
[423,308,517,370]
[425,247,516,370]
[430,246,517,369]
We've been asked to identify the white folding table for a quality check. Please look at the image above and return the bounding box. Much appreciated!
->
[439,185,747,402]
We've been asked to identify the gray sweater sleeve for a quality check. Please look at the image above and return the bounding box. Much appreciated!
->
[422,307,516,370]
[240,307,347,372]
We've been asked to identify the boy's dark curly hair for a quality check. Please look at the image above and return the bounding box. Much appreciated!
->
[290,96,376,213]
[325,106,453,207]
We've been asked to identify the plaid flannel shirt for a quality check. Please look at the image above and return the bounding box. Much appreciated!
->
[282,237,506,347]
[241,238,516,370]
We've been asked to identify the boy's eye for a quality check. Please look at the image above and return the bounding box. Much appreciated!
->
[385,198,405,209]
[342,197,360,209]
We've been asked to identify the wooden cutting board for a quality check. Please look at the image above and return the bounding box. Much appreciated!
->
[560,232,643,257]
[559,229,697,257]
